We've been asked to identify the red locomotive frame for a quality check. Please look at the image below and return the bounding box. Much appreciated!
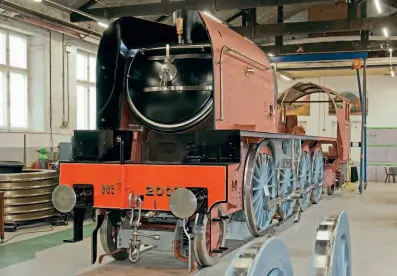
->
[54,10,351,269]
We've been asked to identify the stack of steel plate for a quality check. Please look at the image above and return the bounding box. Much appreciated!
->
[0,162,58,225]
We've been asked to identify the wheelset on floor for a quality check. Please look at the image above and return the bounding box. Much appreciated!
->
[225,211,352,276]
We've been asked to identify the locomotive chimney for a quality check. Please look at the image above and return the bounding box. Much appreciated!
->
[173,10,201,44]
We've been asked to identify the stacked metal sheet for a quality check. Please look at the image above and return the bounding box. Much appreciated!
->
[0,165,58,224]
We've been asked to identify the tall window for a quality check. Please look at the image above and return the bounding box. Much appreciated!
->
[76,50,96,130]
[0,31,28,129]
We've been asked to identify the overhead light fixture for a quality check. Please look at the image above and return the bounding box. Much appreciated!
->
[33,0,42,2]
[203,11,222,24]
[375,0,382,14]
[383,28,389,37]
[268,53,275,57]
[97,22,109,28]
[280,73,292,81]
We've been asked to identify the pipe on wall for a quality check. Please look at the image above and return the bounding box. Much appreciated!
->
[49,30,53,151]
[0,1,101,41]
[61,34,70,128]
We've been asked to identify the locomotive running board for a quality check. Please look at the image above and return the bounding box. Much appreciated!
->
[240,130,337,142]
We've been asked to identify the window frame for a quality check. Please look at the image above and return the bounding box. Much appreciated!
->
[0,28,29,130]
[76,49,96,130]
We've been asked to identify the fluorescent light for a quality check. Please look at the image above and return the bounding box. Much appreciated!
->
[33,0,42,2]
[268,53,275,57]
[203,11,222,24]
[280,73,292,81]
[375,0,382,13]
[97,22,109,28]
[383,28,389,37]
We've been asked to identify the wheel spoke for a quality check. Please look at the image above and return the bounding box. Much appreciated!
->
[253,174,261,184]
[253,191,261,203]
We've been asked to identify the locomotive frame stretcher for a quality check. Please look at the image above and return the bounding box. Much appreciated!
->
[51,10,352,272]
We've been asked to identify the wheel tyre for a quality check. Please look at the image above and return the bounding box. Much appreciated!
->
[99,215,128,261]
[194,205,227,267]
[243,141,277,237]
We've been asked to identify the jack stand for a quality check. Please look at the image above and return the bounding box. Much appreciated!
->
[64,207,86,243]
[342,161,355,192]
[91,213,105,264]
[182,218,198,273]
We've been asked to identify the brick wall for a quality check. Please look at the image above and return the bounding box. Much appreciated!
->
[308,2,362,37]
[308,2,362,21]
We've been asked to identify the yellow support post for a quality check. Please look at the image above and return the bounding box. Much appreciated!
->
[342,160,355,191]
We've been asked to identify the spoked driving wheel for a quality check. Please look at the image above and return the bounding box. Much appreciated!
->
[311,148,324,204]
[298,151,311,211]
[244,140,277,237]
[99,213,128,261]
[278,167,296,219]
[194,205,227,267]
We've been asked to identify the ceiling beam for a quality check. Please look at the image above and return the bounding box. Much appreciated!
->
[70,0,330,22]
[225,10,244,23]
[79,0,97,10]
[261,40,397,55]
[69,0,97,21]
[233,15,397,37]
[0,1,102,39]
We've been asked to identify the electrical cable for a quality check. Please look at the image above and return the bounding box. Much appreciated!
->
[1,225,54,244]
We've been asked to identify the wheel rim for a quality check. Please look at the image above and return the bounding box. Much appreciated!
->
[298,151,311,211]
[225,237,293,276]
[279,168,296,219]
[310,211,351,276]
[99,214,128,260]
[244,141,277,237]
[194,205,227,267]
[311,150,324,204]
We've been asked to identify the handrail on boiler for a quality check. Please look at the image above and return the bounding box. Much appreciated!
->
[218,46,270,121]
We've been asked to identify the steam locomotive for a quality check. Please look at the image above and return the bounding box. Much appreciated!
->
[52,10,350,269]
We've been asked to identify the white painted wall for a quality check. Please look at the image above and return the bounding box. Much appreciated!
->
[277,75,397,162]
[0,19,98,165]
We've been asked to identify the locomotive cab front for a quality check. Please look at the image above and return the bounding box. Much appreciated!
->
[98,10,216,133]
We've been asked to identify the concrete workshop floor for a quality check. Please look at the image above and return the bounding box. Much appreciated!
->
[0,182,396,276]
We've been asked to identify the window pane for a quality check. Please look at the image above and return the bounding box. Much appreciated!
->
[10,72,27,128]
[89,86,96,130]
[76,52,88,81]
[76,84,88,129]
[0,71,6,126]
[89,55,96,83]
[9,33,27,69]
[0,32,6,65]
